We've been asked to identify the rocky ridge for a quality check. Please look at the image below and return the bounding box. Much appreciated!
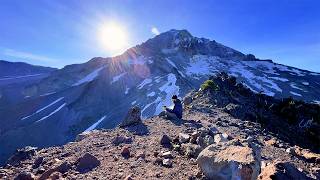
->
[1,74,319,179]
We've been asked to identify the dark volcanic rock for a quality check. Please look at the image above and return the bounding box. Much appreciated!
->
[258,162,311,180]
[14,172,35,180]
[7,146,37,166]
[32,157,43,169]
[121,146,131,159]
[76,153,101,173]
[120,106,142,127]
[160,134,172,147]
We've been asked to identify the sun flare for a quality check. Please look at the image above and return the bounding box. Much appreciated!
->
[97,22,128,55]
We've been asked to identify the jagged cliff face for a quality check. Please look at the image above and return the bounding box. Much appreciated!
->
[0,29,320,164]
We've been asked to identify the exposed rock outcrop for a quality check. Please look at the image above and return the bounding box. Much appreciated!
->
[258,162,310,180]
[119,106,142,127]
[75,153,100,173]
[197,144,261,180]
[7,146,37,166]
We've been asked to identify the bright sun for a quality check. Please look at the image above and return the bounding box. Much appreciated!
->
[97,22,128,55]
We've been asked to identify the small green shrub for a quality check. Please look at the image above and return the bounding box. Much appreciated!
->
[201,80,219,91]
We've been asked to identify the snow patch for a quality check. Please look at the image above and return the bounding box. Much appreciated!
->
[35,103,66,123]
[111,72,127,84]
[73,66,104,86]
[147,92,155,97]
[148,59,154,64]
[155,76,161,83]
[125,87,130,94]
[166,58,177,68]
[128,56,146,65]
[40,92,56,97]
[0,74,43,81]
[229,62,280,96]
[137,78,152,89]
[269,77,289,82]
[310,72,320,76]
[141,74,180,118]
[161,48,178,54]
[84,116,106,132]
[275,65,305,76]
[178,70,186,78]
[186,55,215,76]
[290,83,304,91]
[131,101,136,105]
[243,61,279,75]
[290,91,302,97]
[141,97,162,119]
[21,97,64,120]
[141,103,153,119]
[302,82,309,86]
[159,73,180,107]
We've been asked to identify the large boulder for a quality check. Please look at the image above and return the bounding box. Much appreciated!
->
[183,96,193,106]
[197,144,261,180]
[160,134,172,148]
[258,161,310,180]
[76,153,101,173]
[119,106,142,127]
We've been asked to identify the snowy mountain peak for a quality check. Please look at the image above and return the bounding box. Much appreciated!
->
[1,29,320,165]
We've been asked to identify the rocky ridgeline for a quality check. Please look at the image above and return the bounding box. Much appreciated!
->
[1,74,320,179]
[185,72,320,151]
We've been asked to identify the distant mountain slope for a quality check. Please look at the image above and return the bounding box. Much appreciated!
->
[0,29,319,165]
[0,60,57,113]
[0,60,56,78]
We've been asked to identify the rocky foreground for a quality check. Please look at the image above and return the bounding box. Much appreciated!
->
[1,74,320,180]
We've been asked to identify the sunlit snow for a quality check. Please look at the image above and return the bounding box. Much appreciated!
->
[0,74,43,81]
[111,72,127,84]
[290,91,302,97]
[35,103,66,123]
[125,87,130,94]
[302,82,309,86]
[21,97,64,120]
[147,92,155,97]
[290,83,304,91]
[137,78,152,89]
[84,116,106,132]
[73,66,104,86]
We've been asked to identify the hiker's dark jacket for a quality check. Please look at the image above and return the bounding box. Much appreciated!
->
[166,99,183,119]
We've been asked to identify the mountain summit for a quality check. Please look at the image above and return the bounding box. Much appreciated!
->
[0,29,319,165]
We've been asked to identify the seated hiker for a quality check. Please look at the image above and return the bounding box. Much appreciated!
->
[161,95,183,120]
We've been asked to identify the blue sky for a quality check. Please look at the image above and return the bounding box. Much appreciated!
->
[0,0,319,72]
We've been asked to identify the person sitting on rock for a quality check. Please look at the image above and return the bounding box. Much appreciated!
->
[161,95,183,120]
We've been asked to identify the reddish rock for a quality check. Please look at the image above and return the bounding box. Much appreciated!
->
[121,147,130,158]
[76,153,101,173]
[258,161,309,180]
